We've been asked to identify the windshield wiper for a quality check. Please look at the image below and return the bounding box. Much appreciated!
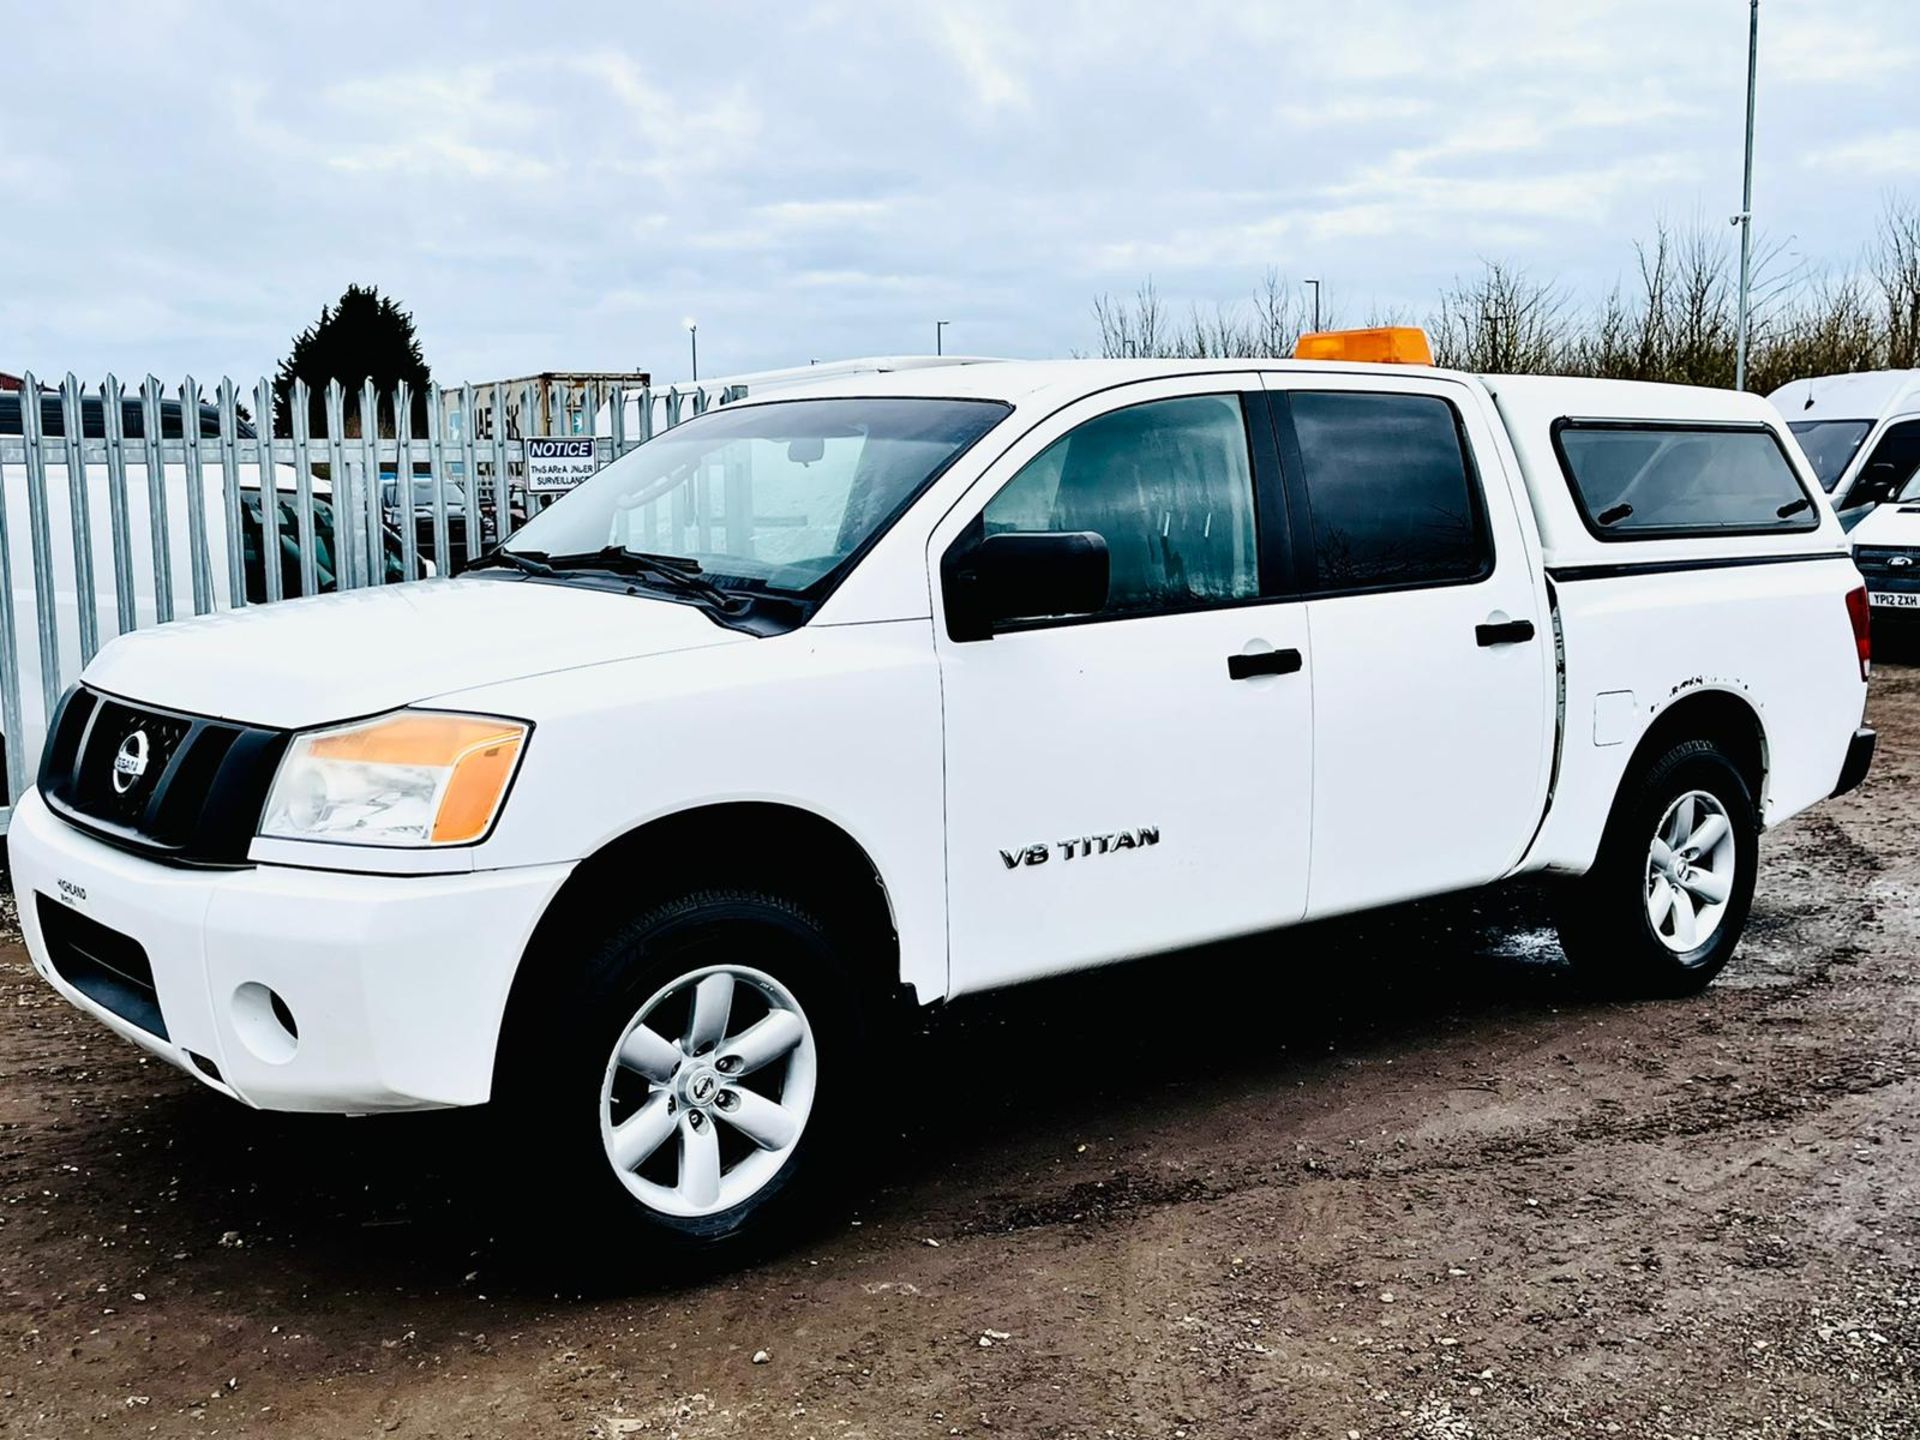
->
[545,546,747,612]
[1595,502,1634,526]
[468,547,555,577]
[1776,497,1813,518]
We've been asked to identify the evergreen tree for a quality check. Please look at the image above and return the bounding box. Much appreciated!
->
[272,284,431,436]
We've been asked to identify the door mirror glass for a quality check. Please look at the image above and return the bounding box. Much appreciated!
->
[944,531,1110,640]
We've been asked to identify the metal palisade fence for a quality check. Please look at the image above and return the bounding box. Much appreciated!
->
[0,372,740,834]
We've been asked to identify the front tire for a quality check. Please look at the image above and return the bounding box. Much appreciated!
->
[1556,739,1759,996]
[493,889,865,1272]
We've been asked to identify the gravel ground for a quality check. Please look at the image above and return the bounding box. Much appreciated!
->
[1,665,1916,1439]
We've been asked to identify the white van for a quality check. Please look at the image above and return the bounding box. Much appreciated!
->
[9,332,1875,1264]
[0,389,420,806]
[1769,369,1920,526]
[1771,370,1920,624]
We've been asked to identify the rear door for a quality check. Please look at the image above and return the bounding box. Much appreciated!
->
[932,376,1314,994]
[1262,374,1553,917]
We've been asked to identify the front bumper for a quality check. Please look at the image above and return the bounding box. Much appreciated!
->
[6,788,571,1112]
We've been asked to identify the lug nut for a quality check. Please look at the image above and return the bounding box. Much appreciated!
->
[715,1089,738,1111]
[715,1055,739,1074]
[687,1109,706,1130]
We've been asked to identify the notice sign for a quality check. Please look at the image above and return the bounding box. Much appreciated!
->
[526,438,600,494]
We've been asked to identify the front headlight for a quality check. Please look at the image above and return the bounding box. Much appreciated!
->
[260,711,529,847]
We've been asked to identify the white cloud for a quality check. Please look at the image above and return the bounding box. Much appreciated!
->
[753,199,895,228]
[1800,129,1920,178]
[925,6,1030,112]
[0,0,1911,384]
[1769,14,1920,85]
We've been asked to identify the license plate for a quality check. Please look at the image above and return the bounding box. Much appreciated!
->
[1869,591,1919,608]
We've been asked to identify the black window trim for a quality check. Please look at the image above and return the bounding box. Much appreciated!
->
[941,387,1293,640]
[1267,385,1497,600]
[1550,416,1821,543]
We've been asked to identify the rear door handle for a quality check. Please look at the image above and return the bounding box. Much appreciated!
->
[1475,619,1536,647]
[1228,648,1303,680]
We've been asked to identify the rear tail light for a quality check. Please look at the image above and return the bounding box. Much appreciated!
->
[1845,584,1871,681]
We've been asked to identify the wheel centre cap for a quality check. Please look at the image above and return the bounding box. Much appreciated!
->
[683,1066,719,1107]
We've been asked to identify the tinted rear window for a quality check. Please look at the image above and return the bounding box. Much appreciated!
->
[1287,390,1491,592]
[1555,423,1818,539]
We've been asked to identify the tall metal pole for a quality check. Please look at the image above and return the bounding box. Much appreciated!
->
[1734,0,1759,391]
[1305,278,1322,333]
[687,322,699,383]
[936,320,950,356]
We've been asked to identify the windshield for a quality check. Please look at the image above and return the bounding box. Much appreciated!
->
[503,396,1008,595]
[1788,419,1872,492]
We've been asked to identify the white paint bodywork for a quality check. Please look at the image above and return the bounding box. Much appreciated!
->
[8,359,1870,1112]
[1849,497,1920,550]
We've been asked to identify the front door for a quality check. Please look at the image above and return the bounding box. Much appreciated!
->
[932,377,1314,996]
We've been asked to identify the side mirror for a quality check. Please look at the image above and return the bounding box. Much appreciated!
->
[1848,462,1901,510]
[943,531,1110,642]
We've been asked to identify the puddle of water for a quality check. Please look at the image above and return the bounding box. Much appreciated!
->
[1483,926,1566,968]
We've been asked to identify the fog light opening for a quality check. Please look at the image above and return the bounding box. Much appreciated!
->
[231,982,299,1064]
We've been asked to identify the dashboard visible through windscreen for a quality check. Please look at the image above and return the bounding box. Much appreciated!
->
[501,396,1009,599]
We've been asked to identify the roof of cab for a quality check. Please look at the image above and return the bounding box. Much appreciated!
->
[744,356,1472,400]
[1767,369,1920,423]
[742,356,1796,423]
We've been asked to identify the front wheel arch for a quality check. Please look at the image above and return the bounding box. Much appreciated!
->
[490,801,904,1100]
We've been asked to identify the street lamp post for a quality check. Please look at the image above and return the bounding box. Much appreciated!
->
[935,320,950,356]
[684,318,699,383]
[1304,278,1322,335]
[1734,0,1759,391]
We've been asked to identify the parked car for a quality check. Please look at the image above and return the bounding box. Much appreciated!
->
[381,470,501,573]
[6,333,1874,1267]
[0,390,423,804]
[1770,369,1920,528]
[1843,468,1920,627]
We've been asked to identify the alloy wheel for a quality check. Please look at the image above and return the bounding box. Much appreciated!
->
[598,964,817,1218]
[1644,789,1737,955]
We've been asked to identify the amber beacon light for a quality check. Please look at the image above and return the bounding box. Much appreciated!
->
[1292,326,1435,365]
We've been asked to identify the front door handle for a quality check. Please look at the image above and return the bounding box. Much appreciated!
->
[1475,618,1536,647]
[1228,648,1303,680]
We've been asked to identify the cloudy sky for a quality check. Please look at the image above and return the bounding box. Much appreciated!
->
[3,0,1916,387]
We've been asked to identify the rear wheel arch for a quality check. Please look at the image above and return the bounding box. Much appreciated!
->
[1616,689,1767,821]
[492,802,903,1093]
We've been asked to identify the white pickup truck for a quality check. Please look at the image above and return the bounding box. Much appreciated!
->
[6,331,1875,1263]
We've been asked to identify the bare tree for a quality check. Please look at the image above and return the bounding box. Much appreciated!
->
[1428,261,1568,373]
[1875,196,1920,370]
[1093,278,1171,358]
[1089,194,1919,387]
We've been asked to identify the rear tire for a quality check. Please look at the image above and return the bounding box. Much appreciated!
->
[1556,739,1758,997]
[492,888,868,1277]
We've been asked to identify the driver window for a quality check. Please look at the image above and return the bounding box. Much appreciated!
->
[982,394,1257,618]
[1854,421,1920,508]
